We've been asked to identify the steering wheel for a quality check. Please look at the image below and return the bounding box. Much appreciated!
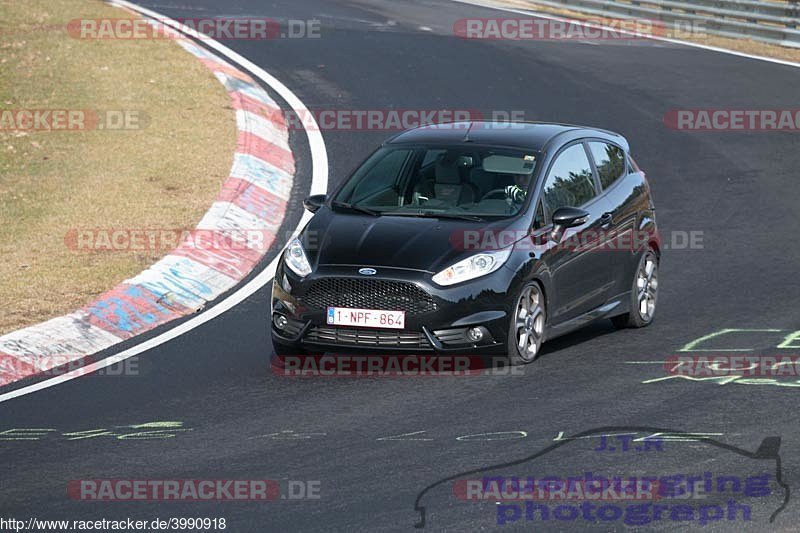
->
[481,188,509,201]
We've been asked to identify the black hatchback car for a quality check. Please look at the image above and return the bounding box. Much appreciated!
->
[271,122,660,365]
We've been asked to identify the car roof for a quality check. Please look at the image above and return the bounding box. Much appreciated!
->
[385,121,628,152]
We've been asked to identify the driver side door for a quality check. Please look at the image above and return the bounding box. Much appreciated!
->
[535,142,616,324]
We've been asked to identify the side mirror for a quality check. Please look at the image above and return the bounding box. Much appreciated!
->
[303,194,327,213]
[551,206,589,242]
[552,206,590,228]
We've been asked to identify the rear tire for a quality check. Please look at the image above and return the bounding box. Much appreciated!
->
[505,282,546,366]
[612,247,659,329]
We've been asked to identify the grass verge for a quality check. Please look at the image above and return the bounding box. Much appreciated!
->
[0,0,236,335]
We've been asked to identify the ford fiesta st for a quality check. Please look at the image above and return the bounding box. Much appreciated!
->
[271,122,660,365]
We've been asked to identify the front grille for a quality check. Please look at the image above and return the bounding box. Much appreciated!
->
[304,326,432,349]
[302,278,438,315]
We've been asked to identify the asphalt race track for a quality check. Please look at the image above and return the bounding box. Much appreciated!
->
[2,0,800,531]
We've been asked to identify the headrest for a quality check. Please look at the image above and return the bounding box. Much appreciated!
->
[435,157,461,185]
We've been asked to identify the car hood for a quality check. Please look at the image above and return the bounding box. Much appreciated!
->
[303,207,523,273]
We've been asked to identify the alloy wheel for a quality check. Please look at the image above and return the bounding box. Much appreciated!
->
[514,284,546,362]
[636,253,658,322]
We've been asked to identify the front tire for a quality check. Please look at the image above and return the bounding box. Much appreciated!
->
[612,247,659,329]
[505,282,546,365]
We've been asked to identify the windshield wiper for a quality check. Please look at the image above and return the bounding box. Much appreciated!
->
[383,211,485,222]
[331,201,380,216]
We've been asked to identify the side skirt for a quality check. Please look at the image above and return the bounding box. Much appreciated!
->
[543,296,627,342]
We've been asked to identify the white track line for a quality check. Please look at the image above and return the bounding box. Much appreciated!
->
[453,0,800,69]
[0,1,328,404]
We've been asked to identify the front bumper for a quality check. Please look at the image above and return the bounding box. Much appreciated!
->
[271,262,518,354]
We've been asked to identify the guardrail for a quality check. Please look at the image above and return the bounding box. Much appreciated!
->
[526,0,800,47]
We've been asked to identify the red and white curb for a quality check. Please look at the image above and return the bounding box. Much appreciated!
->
[0,26,297,386]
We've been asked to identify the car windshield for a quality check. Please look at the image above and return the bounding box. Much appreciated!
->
[333,145,538,219]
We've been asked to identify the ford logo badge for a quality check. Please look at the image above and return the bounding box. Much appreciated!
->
[358,268,377,276]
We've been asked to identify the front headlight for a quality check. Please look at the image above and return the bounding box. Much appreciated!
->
[432,248,512,286]
[284,238,312,277]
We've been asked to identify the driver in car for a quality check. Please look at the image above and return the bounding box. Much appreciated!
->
[505,174,531,204]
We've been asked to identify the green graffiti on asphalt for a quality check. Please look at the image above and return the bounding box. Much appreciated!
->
[643,328,800,388]
[0,421,193,441]
[678,328,782,352]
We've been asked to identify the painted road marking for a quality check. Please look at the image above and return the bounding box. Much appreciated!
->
[0,421,193,441]
[377,431,434,441]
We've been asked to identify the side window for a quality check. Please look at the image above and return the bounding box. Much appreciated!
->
[541,144,596,218]
[351,149,410,202]
[588,142,626,189]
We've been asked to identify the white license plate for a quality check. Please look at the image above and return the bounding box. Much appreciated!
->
[326,307,405,329]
